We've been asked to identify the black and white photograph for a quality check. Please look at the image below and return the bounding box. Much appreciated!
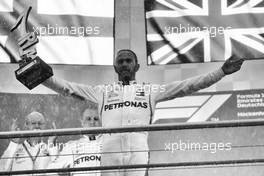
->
[0,0,264,175]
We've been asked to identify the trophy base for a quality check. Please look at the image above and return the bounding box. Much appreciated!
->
[15,56,53,90]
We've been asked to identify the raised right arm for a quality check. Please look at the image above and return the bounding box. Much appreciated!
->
[43,77,103,104]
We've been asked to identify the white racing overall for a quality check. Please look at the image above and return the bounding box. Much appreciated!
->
[48,135,102,176]
[43,68,225,176]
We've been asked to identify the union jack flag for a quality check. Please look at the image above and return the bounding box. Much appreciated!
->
[145,0,264,65]
[0,0,114,65]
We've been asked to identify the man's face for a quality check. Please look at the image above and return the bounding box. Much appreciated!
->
[81,109,100,128]
[114,50,139,80]
[24,112,46,131]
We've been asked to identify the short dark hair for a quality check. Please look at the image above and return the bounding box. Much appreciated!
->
[116,49,138,64]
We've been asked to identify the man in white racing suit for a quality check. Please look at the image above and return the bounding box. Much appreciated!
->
[0,111,58,176]
[42,49,244,176]
[47,107,102,176]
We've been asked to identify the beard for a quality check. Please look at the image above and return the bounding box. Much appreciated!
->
[123,74,131,81]
[115,66,135,84]
[120,70,132,80]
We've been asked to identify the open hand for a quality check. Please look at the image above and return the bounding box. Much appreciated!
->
[10,118,22,143]
[221,55,244,75]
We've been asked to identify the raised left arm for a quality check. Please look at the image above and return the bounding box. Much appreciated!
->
[153,55,244,103]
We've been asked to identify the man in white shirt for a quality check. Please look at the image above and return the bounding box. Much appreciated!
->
[0,111,58,176]
[48,107,102,176]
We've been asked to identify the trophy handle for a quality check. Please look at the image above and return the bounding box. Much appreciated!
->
[10,6,32,34]
[10,6,38,64]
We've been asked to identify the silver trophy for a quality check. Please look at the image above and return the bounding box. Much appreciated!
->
[11,6,53,90]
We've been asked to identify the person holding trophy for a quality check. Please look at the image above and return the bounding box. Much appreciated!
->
[10,6,244,176]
